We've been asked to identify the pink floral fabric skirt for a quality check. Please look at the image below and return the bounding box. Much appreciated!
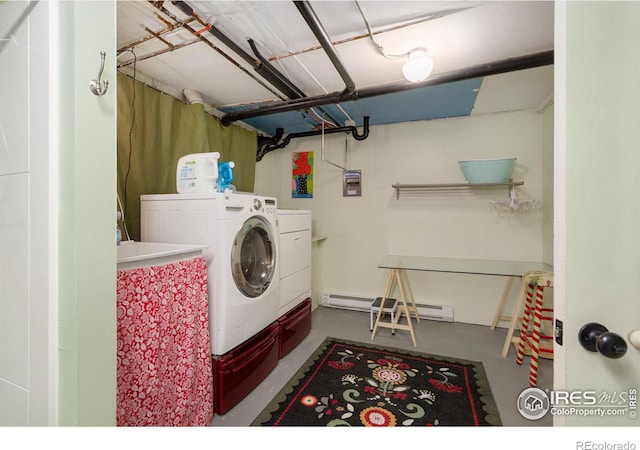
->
[116,256,213,426]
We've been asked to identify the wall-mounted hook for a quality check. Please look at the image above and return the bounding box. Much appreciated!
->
[579,322,627,359]
[89,51,109,96]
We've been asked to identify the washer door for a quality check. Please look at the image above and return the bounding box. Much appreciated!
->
[231,216,276,298]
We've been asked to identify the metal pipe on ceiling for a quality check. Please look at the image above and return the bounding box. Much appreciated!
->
[117,40,198,69]
[170,1,304,104]
[238,1,353,125]
[221,50,554,126]
[170,1,255,66]
[117,14,197,56]
[247,38,341,126]
[294,0,356,95]
[247,44,344,128]
[170,0,340,127]
[248,38,306,100]
[257,116,370,160]
[144,1,285,100]
[267,7,472,63]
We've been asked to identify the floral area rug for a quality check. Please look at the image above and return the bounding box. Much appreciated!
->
[252,337,501,427]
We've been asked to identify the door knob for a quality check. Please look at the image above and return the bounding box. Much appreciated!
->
[579,323,627,359]
[629,329,640,350]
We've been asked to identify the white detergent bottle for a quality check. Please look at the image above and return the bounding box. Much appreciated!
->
[176,152,220,193]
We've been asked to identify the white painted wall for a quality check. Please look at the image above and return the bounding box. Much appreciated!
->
[555,1,640,427]
[0,1,57,426]
[57,0,117,426]
[0,0,116,426]
[542,103,554,265]
[256,109,549,326]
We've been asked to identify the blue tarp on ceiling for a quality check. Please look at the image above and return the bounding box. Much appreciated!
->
[220,77,483,136]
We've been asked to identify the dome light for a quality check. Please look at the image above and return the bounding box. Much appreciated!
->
[402,48,433,82]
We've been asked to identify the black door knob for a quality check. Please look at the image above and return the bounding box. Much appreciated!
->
[579,322,627,359]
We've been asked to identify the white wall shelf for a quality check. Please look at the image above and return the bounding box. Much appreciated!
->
[391,180,524,199]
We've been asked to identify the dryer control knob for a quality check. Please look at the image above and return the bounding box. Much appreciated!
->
[253,198,262,211]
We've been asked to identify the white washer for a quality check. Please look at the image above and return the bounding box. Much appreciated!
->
[140,191,280,356]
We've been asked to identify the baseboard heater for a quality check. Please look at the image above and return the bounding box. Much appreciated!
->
[321,293,454,322]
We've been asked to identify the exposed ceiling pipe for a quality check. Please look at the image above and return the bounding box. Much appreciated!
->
[169,1,306,105]
[247,38,340,126]
[170,1,255,66]
[117,40,198,69]
[239,1,353,125]
[170,0,340,127]
[248,38,306,100]
[144,1,284,100]
[294,0,356,95]
[268,7,472,63]
[117,15,198,57]
[257,117,370,161]
[222,50,554,126]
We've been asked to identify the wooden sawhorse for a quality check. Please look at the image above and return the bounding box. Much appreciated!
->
[371,267,420,347]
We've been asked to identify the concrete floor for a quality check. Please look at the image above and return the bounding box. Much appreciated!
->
[211,305,553,427]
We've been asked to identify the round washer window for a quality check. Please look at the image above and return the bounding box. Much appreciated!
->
[231,216,276,298]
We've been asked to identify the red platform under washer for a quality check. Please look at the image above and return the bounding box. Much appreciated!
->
[212,322,279,415]
[278,298,312,359]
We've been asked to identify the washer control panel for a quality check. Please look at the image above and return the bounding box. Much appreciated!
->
[264,198,277,216]
[253,197,278,216]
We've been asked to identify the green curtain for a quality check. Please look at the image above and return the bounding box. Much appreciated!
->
[117,72,257,241]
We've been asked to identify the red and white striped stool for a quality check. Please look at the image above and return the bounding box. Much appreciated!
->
[513,271,554,387]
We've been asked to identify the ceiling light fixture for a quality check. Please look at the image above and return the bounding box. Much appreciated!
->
[402,48,434,83]
[355,2,435,83]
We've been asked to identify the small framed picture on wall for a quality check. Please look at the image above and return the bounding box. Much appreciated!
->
[292,151,314,198]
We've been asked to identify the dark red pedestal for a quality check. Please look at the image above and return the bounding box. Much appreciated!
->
[212,322,279,415]
[278,298,312,359]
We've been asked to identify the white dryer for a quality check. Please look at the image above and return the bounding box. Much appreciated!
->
[277,209,312,317]
[140,191,280,356]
